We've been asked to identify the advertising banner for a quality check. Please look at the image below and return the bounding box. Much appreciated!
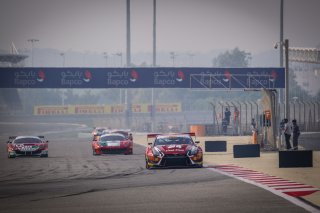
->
[34,103,182,115]
[34,106,69,115]
[0,67,285,89]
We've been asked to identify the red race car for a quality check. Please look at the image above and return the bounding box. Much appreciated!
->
[145,133,203,169]
[92,132,133,155]
[7,136,49,158]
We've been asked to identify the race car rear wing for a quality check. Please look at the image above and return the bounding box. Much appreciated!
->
[112,130,129,138]
[147,132,196,138]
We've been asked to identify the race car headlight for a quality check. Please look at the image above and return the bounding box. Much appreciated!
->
[152,147,163,157]
[188,146,198,156]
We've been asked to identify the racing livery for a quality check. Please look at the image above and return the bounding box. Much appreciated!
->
[7,136,49,158]
[92,132,133,155]
[145,133,203,169]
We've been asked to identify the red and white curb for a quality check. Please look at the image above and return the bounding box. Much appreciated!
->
[207,164,320,212]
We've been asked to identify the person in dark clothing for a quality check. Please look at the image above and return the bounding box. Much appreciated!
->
[283,118,292,150]
[224,108,231,125]
[222,118,228,135]
[291,119,300,150]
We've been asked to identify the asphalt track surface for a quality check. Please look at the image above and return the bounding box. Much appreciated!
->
[0,122,309,213]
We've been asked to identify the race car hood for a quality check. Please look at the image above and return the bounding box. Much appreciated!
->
[156,144,192,155]
[14,143,43,151]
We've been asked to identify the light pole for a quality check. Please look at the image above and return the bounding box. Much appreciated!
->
[126,0,131,67]
[60,53,65,67]
[27,38,39,67]
[116,52,123,67]
[279,0,284,103]
[274,39,289,119]
[170,52,178,66]
[284,39,289,120]
[103,52,108,67]
[151,0,157,132]
[187,53,195,67]
[153,0,157,67]
[292,96,298,119]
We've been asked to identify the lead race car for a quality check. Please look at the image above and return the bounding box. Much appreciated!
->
[7,136,49,158]
[145,133,203,169]
[91,131,133,155]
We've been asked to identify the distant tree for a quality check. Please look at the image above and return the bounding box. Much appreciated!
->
[212,47,251,68]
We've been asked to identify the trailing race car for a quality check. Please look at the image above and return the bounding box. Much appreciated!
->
[145,133,203,169]
[92,132,133,155]
[92,127,109,136]
[91,128,131,142]
[7,136,49,158]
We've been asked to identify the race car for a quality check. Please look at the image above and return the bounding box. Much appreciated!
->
[91,128,131,142]
[7,136,49,158]
[92,132,133,155]
[145,133,203,169]
[92,127,108,136]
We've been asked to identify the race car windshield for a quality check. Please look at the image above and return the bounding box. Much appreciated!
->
[154,137,193,146]
[14,138,42,144]
[100,135,125,141]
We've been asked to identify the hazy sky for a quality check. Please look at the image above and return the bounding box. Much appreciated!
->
[0,0,319,54]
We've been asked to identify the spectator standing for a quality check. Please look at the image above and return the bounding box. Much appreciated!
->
[222,118,228,135]
[279,119,285,148]
[283,118,292,150]
[250,118,256,132]
[224,108,231,125]
[292,119,300,150]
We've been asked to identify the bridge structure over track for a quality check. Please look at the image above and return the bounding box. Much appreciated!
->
[0,67,285,89]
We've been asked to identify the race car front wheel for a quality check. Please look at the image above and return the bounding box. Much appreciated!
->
[8,153,15,158]
[145,161,151,170]
[93,149,100,156]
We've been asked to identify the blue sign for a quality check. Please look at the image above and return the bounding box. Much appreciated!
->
[0,67,285,89]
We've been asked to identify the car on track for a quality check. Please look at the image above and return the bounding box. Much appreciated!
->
[91,132,133,155]
[7,136,49,158]
[145,133,203,169]
[92,127,108,136]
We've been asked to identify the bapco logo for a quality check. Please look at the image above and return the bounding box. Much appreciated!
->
[130,70,138,82]
[270,70,277,82]
[176,70,184,82]
[223,70,231,82]
[37,71,45,82]
[83,70,92,82]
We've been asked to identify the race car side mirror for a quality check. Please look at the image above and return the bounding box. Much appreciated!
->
[195,141,200,144]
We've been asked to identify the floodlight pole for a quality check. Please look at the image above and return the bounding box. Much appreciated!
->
[284,39,289,120]
[153,0,156,67]
[279,0,284,103]
[151,0,157,132]
[126,0,131,67]
[126,0,131,129]
[27,38,39,67]
[60,53,65,67]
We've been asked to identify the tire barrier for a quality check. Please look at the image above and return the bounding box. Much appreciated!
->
[233,144,260,158]
[205,141,227,152]
[279,150,313,168]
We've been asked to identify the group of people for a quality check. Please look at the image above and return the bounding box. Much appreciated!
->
[281,118,301,150]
